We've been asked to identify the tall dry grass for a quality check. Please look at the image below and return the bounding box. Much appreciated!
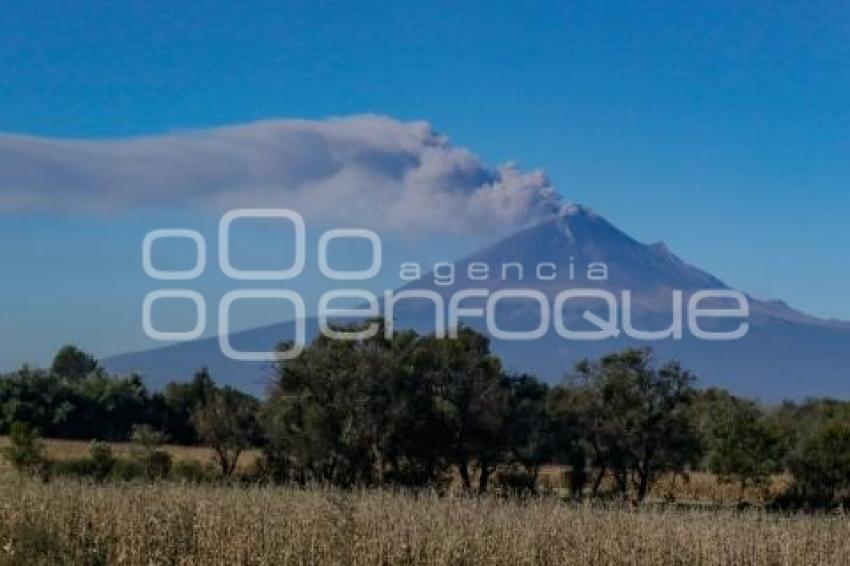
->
[0,475,847,565]
[0,436,262,473]
[538,466,790,505]
[0,438,789,505]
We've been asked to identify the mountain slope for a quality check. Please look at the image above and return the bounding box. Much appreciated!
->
[105,207,850,400]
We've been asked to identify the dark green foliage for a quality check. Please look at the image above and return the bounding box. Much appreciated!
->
[561,349,702,502]
[693,391,783,500]
[110,458,145,481]
[8,338,850,511]
[0,365,150,441]
[786,417,850,508]
[88,440,116,481]
[545,386,589,499]
[51,457,98,478]
[171,459,215,483]
[50,345,99,381]
[262,321,547,492]
[130,424,172,480]
[0,350,261,446]
[145,451,173,480]
[263,321,446,487]
[153,368,216,445]
[2,421,48,478]
[193,386,260,477]
[503,375,551,474]
[412,328,512,492]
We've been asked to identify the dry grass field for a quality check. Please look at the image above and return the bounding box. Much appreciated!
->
[0,436,263,473]
[0,438,787,505]
[537,466,791,505]
[0,477,848,565]
[0,438,842,565]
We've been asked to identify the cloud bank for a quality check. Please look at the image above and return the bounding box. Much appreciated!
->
[0,115,563,236]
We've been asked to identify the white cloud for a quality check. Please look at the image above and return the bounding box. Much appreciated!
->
[0,114,562,236]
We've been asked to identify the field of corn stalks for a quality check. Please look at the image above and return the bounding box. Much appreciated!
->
[0,474,848,566]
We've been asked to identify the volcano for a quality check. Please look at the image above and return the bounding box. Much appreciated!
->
[105,206,850,400]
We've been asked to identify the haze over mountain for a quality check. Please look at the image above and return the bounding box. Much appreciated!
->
[105,206,850,401]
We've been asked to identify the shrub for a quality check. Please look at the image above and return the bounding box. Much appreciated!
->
[130,424,173,480]
[1,421,48,479]
[494,465,538,496]
[171,459,214,483]
[111,458,144,481]
[144,451,173,480]
[49,443,118,483]
[51,457,95,478]
[88,440,116,482]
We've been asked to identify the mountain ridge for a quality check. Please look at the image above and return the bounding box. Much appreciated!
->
[104,207,850,400]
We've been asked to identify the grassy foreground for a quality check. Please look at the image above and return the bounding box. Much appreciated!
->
[0,477,848,566]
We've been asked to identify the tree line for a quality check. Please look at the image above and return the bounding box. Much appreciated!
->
[2,321,850,508]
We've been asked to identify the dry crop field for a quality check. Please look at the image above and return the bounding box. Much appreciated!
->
[0,438,843,565]
[0,478,848,565]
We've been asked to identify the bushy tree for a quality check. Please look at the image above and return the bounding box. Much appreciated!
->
[0,354,151,441]
[262,321,547,492]
[770,398,850,466]
[263,321,445,487]
[70,372,151,439]
[567,348,701,501]
[50,345,98,381]
[193,387,260,477]
[154,368,216,445]
[0,348,244,445]
[696,392,782,501]
[787,418,850,508]
[412,327,510,492]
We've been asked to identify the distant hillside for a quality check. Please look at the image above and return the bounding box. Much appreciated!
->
[105,206,850,400]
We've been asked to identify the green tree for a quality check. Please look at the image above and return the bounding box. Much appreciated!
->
[50,345,98,381]
[703,396,782,501]
[569,348,701,502]
[263,321,444,487]
[0,357,151,441]
[546,386,591,499]
[193,387,260,477]
[413,327,511,493]
[502,375,551,482]
[263,321,554,493]
[787,417,850,508]
[156,368,216,445]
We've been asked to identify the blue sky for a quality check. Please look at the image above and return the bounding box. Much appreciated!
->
[0,1,848,369]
